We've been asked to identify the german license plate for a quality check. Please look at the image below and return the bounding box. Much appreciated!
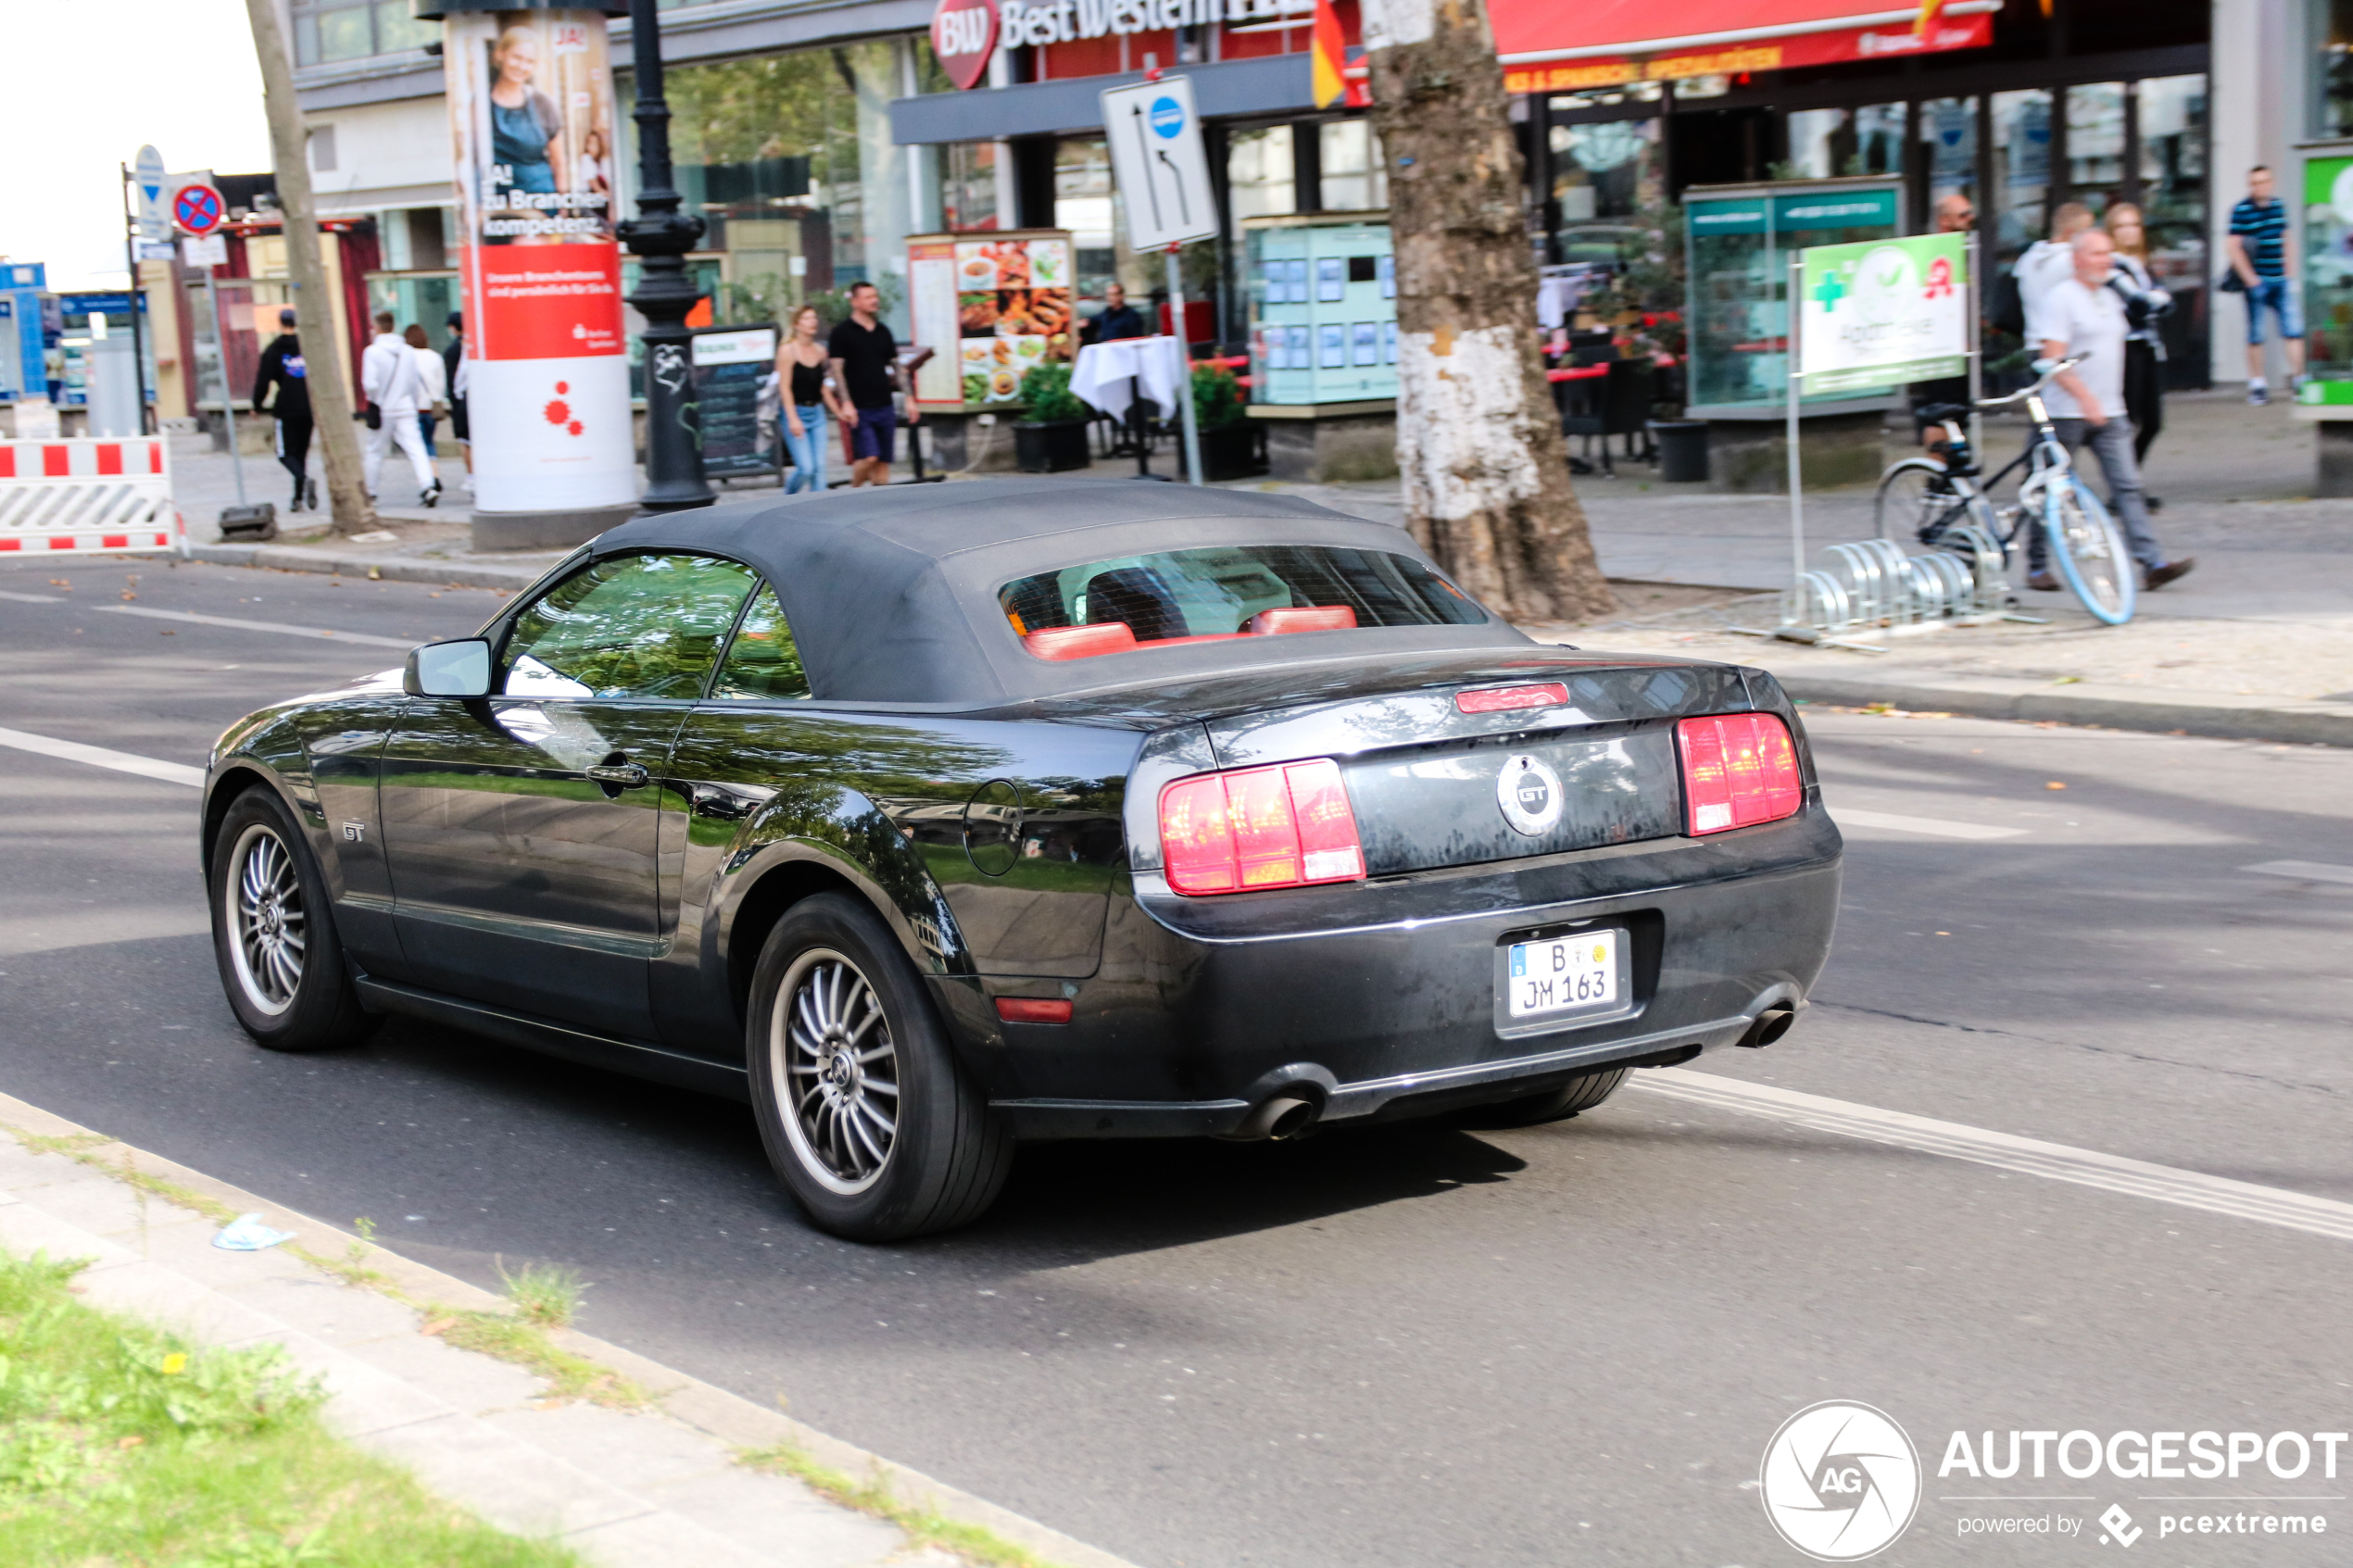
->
[1505,930,1620,1018]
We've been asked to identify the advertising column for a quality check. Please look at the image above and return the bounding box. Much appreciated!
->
[427,2,634,541]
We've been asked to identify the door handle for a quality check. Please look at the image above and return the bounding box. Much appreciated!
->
[585,761,649,788]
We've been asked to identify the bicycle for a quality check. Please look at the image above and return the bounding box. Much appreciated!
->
[1873,356,2137,625]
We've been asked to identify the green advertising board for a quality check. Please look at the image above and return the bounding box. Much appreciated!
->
[1796,232,1969,396]
[1680,177,1905,417]
[2297,151,2353,410]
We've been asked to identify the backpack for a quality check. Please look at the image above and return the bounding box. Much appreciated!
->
[1989,267,2028,337]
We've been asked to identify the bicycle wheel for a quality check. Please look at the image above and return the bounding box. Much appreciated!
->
[1875,459,1965,542]
[2043,476,2137,624]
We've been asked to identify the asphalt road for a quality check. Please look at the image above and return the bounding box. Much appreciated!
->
[3,553,2349,1568]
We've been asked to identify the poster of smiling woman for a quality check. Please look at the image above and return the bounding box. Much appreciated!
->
[423,1,634,517]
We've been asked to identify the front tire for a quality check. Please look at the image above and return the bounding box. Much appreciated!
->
[2045,478,2136,624]
[208,786,378,1052]
[1451,1067,1629,1129]
[746,894,1013,1241]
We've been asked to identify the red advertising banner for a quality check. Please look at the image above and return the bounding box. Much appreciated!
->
[1502,12,1993,94]
[443,7,635,510]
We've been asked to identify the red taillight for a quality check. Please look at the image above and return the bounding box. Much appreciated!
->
[1456,682,1568,715]
[1676,712,1803,834]
[1158,759,1365,895]
[995,997,1073,1023]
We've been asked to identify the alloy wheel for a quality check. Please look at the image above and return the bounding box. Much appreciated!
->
[773,948,900,1195]
[226,823,306,1017]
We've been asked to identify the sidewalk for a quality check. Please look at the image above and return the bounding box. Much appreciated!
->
[0,1089,1133,1568]
[164,392,2353,745]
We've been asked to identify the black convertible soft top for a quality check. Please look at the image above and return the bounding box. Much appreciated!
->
[588,479,1533,705]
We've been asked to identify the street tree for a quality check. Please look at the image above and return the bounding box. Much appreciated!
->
[241,0,377,534]
[1361,0,1613,624]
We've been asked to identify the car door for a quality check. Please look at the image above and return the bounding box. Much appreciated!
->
[379,551,761,1037]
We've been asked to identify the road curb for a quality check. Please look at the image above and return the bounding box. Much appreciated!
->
[0,1088,1140,1568]
[1776,669,2353,747]
[188,542,552,592]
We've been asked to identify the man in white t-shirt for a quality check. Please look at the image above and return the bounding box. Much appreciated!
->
[2015,202,2093,345]
[2028,229,2193,592]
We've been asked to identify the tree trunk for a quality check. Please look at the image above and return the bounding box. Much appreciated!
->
[242,0,378,536]
[1362,0,1613,624]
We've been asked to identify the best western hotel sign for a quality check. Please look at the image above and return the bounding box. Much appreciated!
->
[933,0,1317,85]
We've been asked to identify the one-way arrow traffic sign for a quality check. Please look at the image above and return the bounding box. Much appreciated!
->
[1100,76,1218,252]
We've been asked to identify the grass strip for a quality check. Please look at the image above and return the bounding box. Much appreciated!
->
[0,1243,581,1566]
[2,1125,645,1409]
[739,1443,1065,1568]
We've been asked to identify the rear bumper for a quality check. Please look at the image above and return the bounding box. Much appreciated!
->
[976,809,1842,1137]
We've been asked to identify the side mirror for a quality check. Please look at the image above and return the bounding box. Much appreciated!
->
[405,638,493,698]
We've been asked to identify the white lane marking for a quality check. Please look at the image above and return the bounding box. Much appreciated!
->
[1832,808,2028,840]
[0,726,204,788]
[2244,859,2353,886]
[93,605,415,648]
[1630,1069,2353,1244]
[0,589,66,604]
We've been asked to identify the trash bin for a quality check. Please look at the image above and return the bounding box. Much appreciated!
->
[1652,420,1708,483]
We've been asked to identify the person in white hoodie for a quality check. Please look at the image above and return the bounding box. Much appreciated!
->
[360,311,440,507]
[2014,202,2095,345]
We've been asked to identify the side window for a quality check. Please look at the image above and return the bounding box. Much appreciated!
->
[711,584,812,701]
[502,553,758,700]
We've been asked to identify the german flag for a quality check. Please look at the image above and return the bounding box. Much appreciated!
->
[1310,0,1347,109]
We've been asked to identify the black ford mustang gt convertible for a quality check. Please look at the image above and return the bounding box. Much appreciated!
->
[202,480,1840,1239]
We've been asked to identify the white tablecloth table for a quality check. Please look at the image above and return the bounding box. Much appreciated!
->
[1071,335,1187,421]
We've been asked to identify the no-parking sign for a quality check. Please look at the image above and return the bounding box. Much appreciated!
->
[171,182,225,237]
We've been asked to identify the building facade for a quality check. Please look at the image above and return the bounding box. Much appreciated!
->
[284,0,2303,393]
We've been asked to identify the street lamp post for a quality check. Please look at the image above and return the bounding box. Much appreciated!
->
[619,0,712,511]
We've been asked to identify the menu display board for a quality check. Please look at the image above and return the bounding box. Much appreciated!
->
[689,325,779,478]
[906,229,1076,408]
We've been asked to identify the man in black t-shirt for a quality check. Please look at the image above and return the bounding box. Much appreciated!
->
[252,309,316,511]
[826,281,917,487]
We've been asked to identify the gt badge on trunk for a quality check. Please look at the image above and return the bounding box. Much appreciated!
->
[1496,754,1564,836]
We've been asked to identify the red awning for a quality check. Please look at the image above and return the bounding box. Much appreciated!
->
[1491,0,1999,94]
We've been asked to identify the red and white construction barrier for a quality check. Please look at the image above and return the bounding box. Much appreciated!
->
[0,438,185,557]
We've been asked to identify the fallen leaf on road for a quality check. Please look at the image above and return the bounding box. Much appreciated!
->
[421,1316,457,1336]
[2046,781,2067,790]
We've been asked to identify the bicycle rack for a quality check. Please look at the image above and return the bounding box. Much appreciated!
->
[1735,528,2033,654]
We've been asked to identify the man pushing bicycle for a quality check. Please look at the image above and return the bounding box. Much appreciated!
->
[2027,228,2195,595]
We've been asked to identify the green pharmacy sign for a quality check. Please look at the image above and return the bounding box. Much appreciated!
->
[1796,232,1969,395]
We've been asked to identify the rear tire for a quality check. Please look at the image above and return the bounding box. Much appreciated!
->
[746,894,1013,1241]
[1451,1067,1629,1129]
[208,786,379,1053]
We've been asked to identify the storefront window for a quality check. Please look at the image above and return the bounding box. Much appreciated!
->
[2065,82,2128,217]
[1319,120,1389,212]
[1787,109,1848,180]
[1988,89,2053,270]
[1853,105,1905,177]
[2137,74,2208,374]
[654,41,922,331]
[1228,127,1297,222]
[2318,0,2353,136]
[1919,97,1979,222]
[942,143,1002,232]
[1055,139,1116,300]
[1549,118,1655,242]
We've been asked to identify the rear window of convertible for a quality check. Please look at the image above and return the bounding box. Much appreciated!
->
[998,545,1487,659]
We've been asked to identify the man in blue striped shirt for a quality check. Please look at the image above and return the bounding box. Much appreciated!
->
[2229,165,2302,405]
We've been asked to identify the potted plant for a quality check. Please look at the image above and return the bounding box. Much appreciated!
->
[1191,363,1265,482]
[1013,362,1092,473]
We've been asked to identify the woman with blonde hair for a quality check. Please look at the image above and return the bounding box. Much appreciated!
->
[488,25,563,202]
[776,304,847,494]
[2104,202,2172,476]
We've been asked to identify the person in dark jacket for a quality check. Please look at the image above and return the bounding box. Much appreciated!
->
[251,308,316,511]
[1087,282,1148,344]
[442,312,472,495]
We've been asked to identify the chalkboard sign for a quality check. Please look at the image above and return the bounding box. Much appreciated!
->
[689,325,779,478]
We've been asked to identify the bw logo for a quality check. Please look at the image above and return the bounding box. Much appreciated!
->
[1760,1401,1921,1561]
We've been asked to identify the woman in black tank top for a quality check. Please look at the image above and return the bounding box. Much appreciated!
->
[777,305,845,495]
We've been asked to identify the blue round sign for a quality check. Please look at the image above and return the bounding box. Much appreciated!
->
[1149,96,1184,138]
